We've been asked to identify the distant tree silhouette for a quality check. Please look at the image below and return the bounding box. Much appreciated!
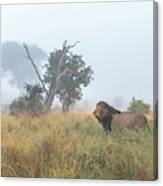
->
[2,41,47,87]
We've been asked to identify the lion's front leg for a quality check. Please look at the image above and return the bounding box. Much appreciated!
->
[103,122,112,135]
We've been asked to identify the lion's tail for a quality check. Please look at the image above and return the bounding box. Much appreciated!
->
[145,116,151,133]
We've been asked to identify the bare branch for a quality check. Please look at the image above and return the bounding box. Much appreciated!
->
[58,41,80,71]
[57,68,69,80]
[23,43,48,95]
[67,41,80,49]
[62,40,80,49]
[62,40,68,48]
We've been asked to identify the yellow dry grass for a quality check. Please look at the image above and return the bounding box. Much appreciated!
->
[1,112,156,180]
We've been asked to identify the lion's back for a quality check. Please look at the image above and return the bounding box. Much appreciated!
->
[112,112,148,129]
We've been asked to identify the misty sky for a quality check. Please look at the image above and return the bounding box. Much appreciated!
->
[1,1,154,110]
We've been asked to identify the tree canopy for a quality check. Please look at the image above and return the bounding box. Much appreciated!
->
[44,48,93,112]
[9,84,44,116]
[127,97,150,113]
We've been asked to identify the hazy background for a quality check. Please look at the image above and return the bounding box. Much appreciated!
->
[1,1,153,110]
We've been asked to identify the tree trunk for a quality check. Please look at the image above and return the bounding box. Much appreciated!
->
[44,45,68,112]
[44,77,59,112]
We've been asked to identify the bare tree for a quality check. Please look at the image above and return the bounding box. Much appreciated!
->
[44,41,80,111]
[23,41,80,112]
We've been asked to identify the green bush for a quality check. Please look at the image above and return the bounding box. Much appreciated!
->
[127,97,150,113]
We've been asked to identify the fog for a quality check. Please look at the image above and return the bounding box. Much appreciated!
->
[1,1,154,110]
[1,72,20,104]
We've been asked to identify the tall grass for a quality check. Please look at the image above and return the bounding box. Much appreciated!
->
[1,112,156,180]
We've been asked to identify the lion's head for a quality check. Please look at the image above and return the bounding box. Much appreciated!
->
[93,101,121,124]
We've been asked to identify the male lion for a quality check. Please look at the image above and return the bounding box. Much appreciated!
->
[93,101,149,135]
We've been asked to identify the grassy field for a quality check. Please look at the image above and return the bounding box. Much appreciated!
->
[1,112,156,180]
